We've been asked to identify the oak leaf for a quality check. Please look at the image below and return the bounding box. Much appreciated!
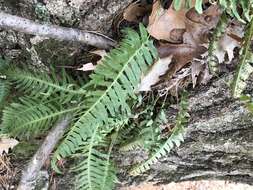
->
[148,1,186,42]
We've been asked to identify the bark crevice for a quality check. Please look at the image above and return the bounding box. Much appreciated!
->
[117,74,253,187]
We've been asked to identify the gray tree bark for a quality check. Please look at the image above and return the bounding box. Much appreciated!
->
[117,74,253,187]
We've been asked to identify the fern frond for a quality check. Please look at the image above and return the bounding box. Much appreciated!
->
[208,12,228,74]
[0,80,10,106]
[232,18,253,98]
[52,24,158,165]
[0,57,9,72]
[0,97,79,138]
[73,124,117,190]
[5,67,86,98]
[129,95,189,175]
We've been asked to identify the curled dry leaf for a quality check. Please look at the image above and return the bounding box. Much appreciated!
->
[213,34,240,63]
[0,137,19,155]
[90,49,107,65]
[214,22,243,63]
[200,63,213,85]
[77,50,106,72]
[191,60,204,88]
[138,56,172,91]
[158,43,207,78]
[123,1,151,23]
[90,49,107,58]
[77,63,96,71]
[148,0,186,42]
[156,68,191,97]
[184,5,222,45]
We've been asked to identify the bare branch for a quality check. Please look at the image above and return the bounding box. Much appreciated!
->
[0,12,116,50]
[17,116,71,190]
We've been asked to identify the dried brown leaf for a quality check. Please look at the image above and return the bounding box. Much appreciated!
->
[77,50,106,72]
[184,5,222,45]
[191,60,204,87]
[123,1,151,23]
[0,137,19,156]
[90,50,107,58]
[200,64,212,85]
[214,22,243,63]
[77,63,96,71]
[138,56,172,91]
[158,43,207,78]
[156,68,191,97]
[148,1,186,42]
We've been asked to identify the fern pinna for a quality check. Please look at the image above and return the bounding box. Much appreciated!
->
[232,17,253,98]
[172,0,253,21]
[5,66,86,99]
[130,94,189,175]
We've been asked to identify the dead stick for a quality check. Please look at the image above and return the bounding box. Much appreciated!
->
[0,11,116,50]
[17,116,71,190]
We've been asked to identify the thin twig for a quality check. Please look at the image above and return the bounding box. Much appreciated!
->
[0,11,116,50]
[17,116,71,190]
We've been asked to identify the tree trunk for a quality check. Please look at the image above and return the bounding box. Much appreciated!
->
[117,74,253,187]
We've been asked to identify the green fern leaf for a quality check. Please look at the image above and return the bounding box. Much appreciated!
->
[232,18,253,98]
[0,58,10,105]
[0,80,10,106]
[0,97,79,138]
[72,124,117,190]
[0,57,9,72]
[219,0,253,23]
[129,95,189,175]
[120,109,167,152]
[208,12,228,74]
[240,95,253,112]
[173,0,183,11]
[52,24,158,166]
[240,0,251,22]
[195,0,203,14]
[5,67,86,98]
[120,138,144,152]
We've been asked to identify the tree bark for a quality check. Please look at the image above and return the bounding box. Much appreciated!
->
[0,11,116,49]
[117,74,253,187]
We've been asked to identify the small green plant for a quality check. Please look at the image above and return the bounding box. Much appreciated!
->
[0,25,161,189]
[1,1,253,189]
[129,93,189,175]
